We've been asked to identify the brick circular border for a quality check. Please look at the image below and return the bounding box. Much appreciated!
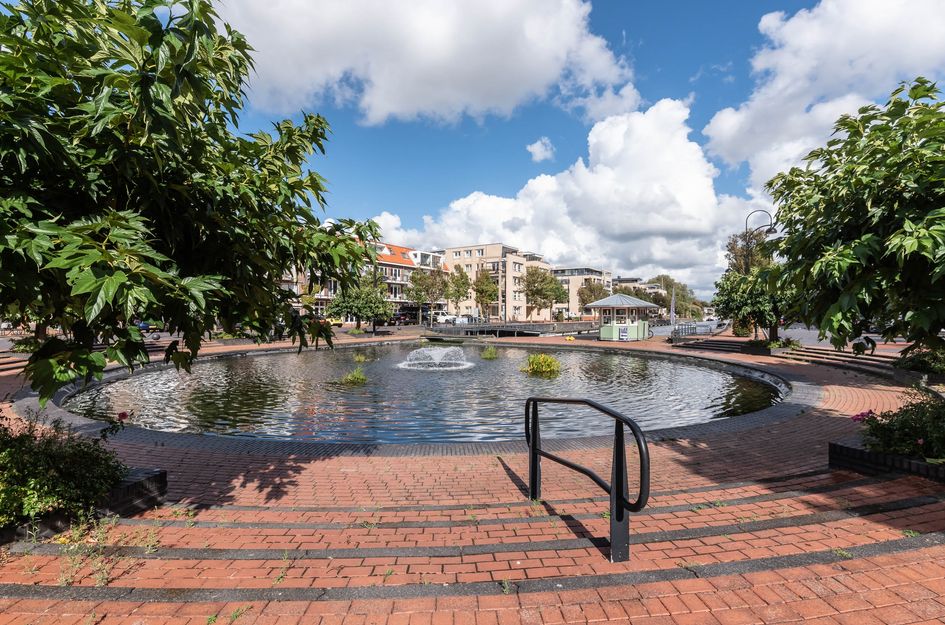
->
[12,339,820,457]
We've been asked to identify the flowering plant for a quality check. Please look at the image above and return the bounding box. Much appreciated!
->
[100,410,129,441]
[852,393,944,460]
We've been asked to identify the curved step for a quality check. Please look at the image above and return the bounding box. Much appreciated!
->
[4,542,944,624]
[4,498,944,591]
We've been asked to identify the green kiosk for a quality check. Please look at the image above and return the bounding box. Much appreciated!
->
[587,293,658,342]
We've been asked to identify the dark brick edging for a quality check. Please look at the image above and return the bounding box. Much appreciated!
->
[829,436,945,483]
[1,532,943,603]
[10,339,819,457]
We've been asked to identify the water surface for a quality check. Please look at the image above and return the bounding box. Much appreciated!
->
[64,344,782,443]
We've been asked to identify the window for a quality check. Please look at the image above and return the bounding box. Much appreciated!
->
[602,309,612,324]
[465,264,472,271]
[476,248,484,257]
[453,251,461,258]
[464,249,472,257]
[512,262,523,272]
[615,309,627,325]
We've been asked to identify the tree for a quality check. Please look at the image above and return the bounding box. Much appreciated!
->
[647,274,697,318]
[768,78,945,351]
[0,0,377,401]
[725,230,772,275]
[577,282,607,309]
[522,267,567,320]
[404,270,447,326]
[445,266,471,315]
[325,284,392,330]
[713,269,791,341]
[472,271,499,320]
[613,286,667,312]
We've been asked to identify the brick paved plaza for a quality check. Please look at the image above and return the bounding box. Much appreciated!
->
[1,335,944,624]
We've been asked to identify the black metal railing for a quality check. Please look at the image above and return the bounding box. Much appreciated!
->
[524,397,650,563]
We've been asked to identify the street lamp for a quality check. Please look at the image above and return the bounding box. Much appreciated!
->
[743,209,777,273]
[743,209,778,339]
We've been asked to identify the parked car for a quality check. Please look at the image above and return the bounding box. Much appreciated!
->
[136,320,164,332]
[389,312,415,325]
[435,313,456,324]
[314,315,344,327]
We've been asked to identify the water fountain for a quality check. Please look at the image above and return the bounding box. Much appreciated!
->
[397,346,474,370]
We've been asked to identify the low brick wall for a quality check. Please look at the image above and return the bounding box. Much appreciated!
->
[830,437,945,483]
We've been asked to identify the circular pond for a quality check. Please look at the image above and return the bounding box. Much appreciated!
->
[63,343,783,443]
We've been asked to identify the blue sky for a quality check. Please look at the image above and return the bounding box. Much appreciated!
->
[224,0,945,296]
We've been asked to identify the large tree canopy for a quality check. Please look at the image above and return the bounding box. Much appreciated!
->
[768,78,945,350]
[0,0,378,400]
[713,269,791,340]
[522,266,567,319]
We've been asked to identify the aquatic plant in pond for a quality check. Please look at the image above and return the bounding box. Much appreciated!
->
[340,367,367,385]
[481,345,498,360]
[521,353,561,378]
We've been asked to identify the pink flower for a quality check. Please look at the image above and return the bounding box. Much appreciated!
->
[117,411,128,422]
[850,409,876,423]
[917,439,925,446]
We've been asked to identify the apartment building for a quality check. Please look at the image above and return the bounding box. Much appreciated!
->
[299,242,446,316]
[552,267,613,318]
[613,276,666,297]
[439,243,552,321]
[613,276,643,288]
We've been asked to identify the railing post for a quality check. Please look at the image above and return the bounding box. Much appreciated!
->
[609,421,630,562]
[527,401,541,501]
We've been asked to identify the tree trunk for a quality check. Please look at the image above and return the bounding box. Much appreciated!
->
[34,323,48,341]
[356,318,361,329]
[768,323,779,342]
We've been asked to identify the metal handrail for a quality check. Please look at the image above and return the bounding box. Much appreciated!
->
[524,397,650,562]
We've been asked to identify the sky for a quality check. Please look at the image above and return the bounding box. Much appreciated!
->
[223,0,945,298]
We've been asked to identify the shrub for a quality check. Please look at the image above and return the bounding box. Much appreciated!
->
[353,353,368,363]
[521,353,561,378]
[10,337,41,353]
[481,345,498,360]
[854,394,945,460]
[348,328,365,336]
[732,321,752,338]
[894,349,945,375]
[746,338,800,350]
[0,412,127,528]
[340,366,367,385]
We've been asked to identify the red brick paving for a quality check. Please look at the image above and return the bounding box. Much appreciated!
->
[1,335,944,623]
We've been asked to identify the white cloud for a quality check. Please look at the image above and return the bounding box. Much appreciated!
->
[526,137,556,162]
[704,0,945,188]
[221,0,638,124]
[375,99,750,298]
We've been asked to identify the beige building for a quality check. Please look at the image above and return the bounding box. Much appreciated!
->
[439,243,552,321]
[298,241,446,317]
[613,276,643,288]
[551,267,613,318]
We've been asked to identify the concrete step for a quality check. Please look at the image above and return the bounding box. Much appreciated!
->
[793,345,900,364]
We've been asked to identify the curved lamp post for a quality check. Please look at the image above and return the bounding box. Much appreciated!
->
[743,209,778,273]
[743,209,778,339]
